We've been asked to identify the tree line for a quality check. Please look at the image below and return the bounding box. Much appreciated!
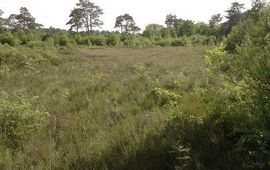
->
[0,0,263,47]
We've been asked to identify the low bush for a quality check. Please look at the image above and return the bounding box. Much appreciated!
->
[89,35,107,46]
[155,39,172,47]
[0,45,59,69]
[26,41,47,48]
[106,33,121,46]
[57,33,71,46]
[171,37,188,46]
[148,87,181,107]
[0,90,49,150]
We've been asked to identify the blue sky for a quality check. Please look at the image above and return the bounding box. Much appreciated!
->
[1,0,252,30]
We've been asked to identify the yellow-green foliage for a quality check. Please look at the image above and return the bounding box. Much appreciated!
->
[0,45,59,71]
[150,87,181,107]
[0,90,49,150]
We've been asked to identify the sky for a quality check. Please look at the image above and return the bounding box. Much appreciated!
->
[1,0,252,31]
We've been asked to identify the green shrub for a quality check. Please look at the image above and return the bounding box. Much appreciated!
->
[171,38,187,46]
[42,36,55,46]
[89,35,107,46]
[123,36,137,47]
[58,34,71,46]
[74,36,92,46]
[155,39,172,47]
[106,34,121,46]
[0,33,20,46]
[15,32,35,45]
[26,41,47,48]
[136,37,153,47]
[0,90,49,150]
[122,36,153,47]
[207,36,217,45]
[149,87,180,107]
[0,45,59,69]
[190,35,205,46]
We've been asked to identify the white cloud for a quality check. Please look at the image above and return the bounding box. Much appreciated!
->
[1,0,252,30]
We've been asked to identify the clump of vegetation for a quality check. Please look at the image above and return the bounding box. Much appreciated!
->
[0,45,59,70]
[0,90,49,150]
[149,87,181,107]
[163,2,270,169]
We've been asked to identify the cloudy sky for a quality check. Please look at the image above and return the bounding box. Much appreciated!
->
[1,0,252,30]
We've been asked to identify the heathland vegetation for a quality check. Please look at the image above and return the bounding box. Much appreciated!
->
[0,0,270,169]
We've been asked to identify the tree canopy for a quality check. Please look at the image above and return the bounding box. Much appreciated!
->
[114,14,140,34]
[75,0,104,34]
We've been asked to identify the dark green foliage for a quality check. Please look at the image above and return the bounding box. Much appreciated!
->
[175,20,195,37]
[222,2,245,36]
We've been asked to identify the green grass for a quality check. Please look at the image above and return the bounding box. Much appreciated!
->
[0,46,209,169]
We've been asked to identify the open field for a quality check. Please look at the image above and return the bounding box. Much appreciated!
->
[0,46,209,169]
[1,1,270,169]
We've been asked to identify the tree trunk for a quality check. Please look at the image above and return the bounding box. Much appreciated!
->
[90,17,93,34]
[85,17,90,35]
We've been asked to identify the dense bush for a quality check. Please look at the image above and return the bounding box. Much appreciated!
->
[0,29,221,47]
[106,33,121,46]
[74,35,92,46]
[0,90,49,150]
[149,87,180,107]
[155,39,172,47]
[0,32,20,46]
[0,45,59,69]
[163,5,270,169]
[57,33,71,46]
[14,31,39,45]
[171,37,188,46]
[26,41,47,48]
[89,35,107,46]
